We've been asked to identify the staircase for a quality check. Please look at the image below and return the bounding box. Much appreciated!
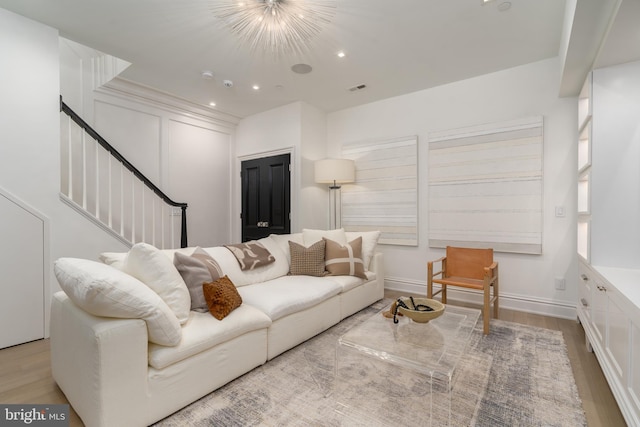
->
[59,97,188,249]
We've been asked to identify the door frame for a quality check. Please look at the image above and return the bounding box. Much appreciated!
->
[235,146,297,242]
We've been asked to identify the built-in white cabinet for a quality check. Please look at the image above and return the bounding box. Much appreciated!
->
[576,62,640,426]
[577,262,640,425]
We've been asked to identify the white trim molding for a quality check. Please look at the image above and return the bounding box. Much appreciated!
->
[99,77,241,129]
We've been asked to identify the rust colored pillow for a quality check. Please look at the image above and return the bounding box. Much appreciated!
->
[202,275,242,320]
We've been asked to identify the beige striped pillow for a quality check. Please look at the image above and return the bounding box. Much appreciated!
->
[323,237,367,279]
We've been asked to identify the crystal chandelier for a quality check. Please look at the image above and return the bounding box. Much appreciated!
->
[212,0,337,55]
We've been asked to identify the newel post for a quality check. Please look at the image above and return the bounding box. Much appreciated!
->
[180,205,188,248]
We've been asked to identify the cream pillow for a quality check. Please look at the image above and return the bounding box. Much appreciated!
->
[269,233,303,266]
[345,230,381,271]
[124,243,191,325]
[99,251,127,270]
[302,228,347,246]
[54,258,182,346]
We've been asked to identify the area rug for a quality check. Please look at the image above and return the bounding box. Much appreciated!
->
[154,300,586,426]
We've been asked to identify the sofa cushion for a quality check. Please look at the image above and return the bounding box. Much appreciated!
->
[174,247,223,312]
[289,240,326,277]
[54,258,182,346]
[203,275,243,320]
[201,237,289,287]
[237,275,342,321]
[302,228,347,246]
[124,243,191,325]
[345,230,381,271]
[148,305,272,370]
[324,237,367,279]
[323,273,373,293]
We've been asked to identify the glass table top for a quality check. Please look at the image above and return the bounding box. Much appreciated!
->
[338,303,480,379]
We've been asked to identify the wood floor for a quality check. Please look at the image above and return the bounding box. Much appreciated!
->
[0,291,627,427]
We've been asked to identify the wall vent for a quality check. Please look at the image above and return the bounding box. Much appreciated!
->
[348,84,367,92]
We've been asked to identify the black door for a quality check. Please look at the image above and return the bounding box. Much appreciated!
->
[241,153,291,242]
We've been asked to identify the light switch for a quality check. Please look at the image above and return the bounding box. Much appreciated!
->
[555,206,565,217]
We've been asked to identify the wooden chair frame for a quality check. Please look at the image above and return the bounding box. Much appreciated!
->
[427,246,499,334]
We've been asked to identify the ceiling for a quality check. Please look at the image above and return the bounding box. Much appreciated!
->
[0,0,636,119]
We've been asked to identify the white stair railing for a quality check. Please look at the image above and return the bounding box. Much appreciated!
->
[59,97,188,249]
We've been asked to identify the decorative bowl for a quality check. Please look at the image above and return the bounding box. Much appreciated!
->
[396,297,445,323]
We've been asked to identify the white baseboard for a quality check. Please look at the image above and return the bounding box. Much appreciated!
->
[384,276,577,320]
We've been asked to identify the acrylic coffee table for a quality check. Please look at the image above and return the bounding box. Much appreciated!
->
[334,303,480,426]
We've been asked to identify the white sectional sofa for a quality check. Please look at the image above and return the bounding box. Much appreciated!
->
[50,229,383,427]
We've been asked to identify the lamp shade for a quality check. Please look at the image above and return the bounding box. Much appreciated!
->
[314,159,355,184]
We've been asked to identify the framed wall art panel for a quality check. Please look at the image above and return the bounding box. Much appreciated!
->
[428,116,543,254]
[342,136,418,246]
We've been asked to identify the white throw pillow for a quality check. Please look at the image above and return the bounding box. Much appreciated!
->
[54,258,182,346]
[269,233,303,266]
[99,252,127,270]
[302,228,347,246]
[345,230,381,271]
[124,243,191,325]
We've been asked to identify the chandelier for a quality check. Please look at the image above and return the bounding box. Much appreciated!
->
[212,0,337,55]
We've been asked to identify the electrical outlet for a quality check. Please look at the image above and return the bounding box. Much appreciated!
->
[554,277,566,290]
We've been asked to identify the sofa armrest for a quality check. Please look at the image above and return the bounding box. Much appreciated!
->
[50,292,150,427]
[369,252,383,276]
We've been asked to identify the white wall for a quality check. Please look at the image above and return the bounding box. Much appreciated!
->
[167,118,232,247]
[591,60,640,268]
[300,103,329,229]
[327,57,578,318]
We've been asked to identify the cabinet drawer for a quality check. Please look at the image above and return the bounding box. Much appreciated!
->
[578,262,593,322]
[590,274,607,344]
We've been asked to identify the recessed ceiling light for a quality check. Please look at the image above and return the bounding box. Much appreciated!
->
[209,102,216,107]
[201,70,214,80]
[252,85,260,90]
[337,51,346,58]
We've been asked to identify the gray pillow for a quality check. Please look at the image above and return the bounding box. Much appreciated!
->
[174,247,223,312]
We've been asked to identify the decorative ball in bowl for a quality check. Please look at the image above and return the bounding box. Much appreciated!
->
[396,297,445,323]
